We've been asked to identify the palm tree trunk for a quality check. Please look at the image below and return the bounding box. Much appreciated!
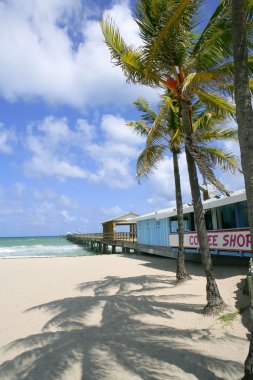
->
[181,100,225,314]
[232,0,253,377]
[173,151,191,283]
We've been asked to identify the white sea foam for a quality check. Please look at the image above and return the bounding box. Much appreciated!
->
[0,243,85,258]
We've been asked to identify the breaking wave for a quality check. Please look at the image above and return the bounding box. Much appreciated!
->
[0,237,93,258]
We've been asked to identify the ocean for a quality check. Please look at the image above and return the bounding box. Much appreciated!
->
[0,236,95,259]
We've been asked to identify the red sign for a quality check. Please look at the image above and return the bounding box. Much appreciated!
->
[169,229,252,252]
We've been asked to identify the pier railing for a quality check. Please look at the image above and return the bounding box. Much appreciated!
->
[68,232,137,242]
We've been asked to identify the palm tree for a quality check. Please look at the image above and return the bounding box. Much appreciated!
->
[101,0,252,313]
[130,97,190,283]
[130,96,239,284]
[231,0,253,378]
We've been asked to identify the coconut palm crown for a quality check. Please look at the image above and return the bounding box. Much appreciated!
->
[130,96,239,181]
[101,0,253,108]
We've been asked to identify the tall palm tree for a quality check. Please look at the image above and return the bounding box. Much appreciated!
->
[231,0,253,378]
[130,97,190,283]
[101,0,253,313]
[130,96,239,283]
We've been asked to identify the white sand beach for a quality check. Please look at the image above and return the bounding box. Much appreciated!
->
[0,253,250,380]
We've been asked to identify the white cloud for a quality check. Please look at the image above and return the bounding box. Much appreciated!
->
[61,209,76,222]
[145,141,245,210]
[0,0,157,109]
[217,140,245,191]
[101,114,144,145]
[23,114,145,188]
[0,186,23,216]
[101,205,123,216]
[59,195,78,209]
[0,123,16,153]
[146,153,192,209]
[24,117,89,179]
[14,183,26,197]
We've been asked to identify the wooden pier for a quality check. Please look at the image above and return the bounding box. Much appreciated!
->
[65,232,179,258]
[66,232,138,254]
[65,232,250,265]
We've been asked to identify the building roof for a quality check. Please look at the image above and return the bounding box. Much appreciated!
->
[101,212,139,225]
[131,189,246,222]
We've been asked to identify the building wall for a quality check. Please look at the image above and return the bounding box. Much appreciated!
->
[136,200,250,257]
[137,217,169,246]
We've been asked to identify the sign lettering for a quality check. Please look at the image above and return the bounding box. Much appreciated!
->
[169,229,251,252]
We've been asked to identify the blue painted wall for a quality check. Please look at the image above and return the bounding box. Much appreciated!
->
[137,217,169,246]
[136,201,251,258]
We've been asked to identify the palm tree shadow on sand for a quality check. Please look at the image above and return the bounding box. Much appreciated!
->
[0,275,247,380]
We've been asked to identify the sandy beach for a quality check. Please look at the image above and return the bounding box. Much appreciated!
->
[0,253,250,380]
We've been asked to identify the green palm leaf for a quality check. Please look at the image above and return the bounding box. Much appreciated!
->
[127,120,150,137]
[136,145,166,178]
[101,16,147,84]
[100,16,128,66]
[142,0,201,77]
[185,137,231,194]
[199,146,240,174]
[133,97,157,124]
[196,90,235,116]
[195,127,238,142]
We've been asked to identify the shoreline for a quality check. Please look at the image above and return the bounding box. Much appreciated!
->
[0,254,250,379]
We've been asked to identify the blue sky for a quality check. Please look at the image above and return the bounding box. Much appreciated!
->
[0,0,244,237]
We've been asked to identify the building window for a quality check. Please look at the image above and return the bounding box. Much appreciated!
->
[169,214,194,232]
[204,209,213,230]
[156,220,160,228]
[217,204,236,229]
[240,201,249,227]
[170,218,178,232]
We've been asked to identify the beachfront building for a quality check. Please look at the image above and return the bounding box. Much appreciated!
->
[102,212,139,240]
[134,189,250,258]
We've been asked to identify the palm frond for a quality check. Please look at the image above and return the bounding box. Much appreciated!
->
[191,0,233,70]
[133,97,157,124]
[182,72,224,96]
[249,78,253,94]
[195,126,238,142]
[185,137,231,194]
[199,146,240,174]
[196,90,235,117]
[101,16,148,84]
[143,0,200,77]
[127,121,150,137]
[192,111,213,131]
[101,16,128,66]
[147,97,179,146]
[136,145,166,179]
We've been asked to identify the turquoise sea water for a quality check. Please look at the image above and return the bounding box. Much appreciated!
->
[0,236,95,258]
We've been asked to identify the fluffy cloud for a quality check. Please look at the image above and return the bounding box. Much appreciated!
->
[24,114,145,188]
[0,185,23,216]
[145,154,192,209]
[101,205,122,216]
[0,0,157,109]
[145,142,244,211]
[217,140,245,191]
[0,182,128,235]
[0,183,86,234]
[24,116,89,178]
[0,123,16,153]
